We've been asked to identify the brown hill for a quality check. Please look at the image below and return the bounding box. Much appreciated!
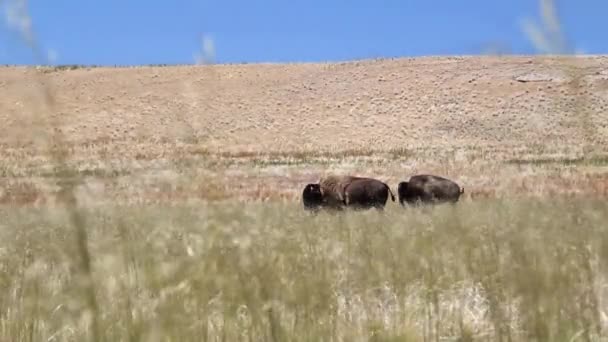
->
[2,55,607,153]
[1,55,608,204]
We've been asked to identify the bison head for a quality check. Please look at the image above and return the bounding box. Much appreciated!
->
[302,183,323,210]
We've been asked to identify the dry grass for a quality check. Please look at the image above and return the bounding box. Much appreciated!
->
[3,57,608,341]
[2,200,608,342]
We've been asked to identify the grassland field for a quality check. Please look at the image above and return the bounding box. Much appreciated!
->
[1,55,608,341]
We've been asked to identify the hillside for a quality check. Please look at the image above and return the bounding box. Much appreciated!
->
[2,55,608,153]
[1,55,608,204]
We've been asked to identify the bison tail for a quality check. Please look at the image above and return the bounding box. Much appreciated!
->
[386,184,396,202]
[460,187,465,194]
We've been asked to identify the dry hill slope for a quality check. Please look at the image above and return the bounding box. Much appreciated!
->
[2,55,608,153]
[1,55,608,204]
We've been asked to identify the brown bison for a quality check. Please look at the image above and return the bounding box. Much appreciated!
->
[397,174,464,206]
[302,175,395,210]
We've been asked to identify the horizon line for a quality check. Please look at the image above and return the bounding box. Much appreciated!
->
[1,53,606,69]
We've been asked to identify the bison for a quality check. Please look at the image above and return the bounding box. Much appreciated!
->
[303,175,395,211]
[397,174,464,206]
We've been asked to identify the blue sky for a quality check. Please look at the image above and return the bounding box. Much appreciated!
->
[0,0,606,65]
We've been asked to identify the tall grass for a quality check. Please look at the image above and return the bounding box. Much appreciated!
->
[2,1,104,342]
[2,0,608,341]
[2,200,608,341]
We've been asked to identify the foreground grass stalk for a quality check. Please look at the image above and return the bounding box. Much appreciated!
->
[1,1,101,341]
[55,163,101,342]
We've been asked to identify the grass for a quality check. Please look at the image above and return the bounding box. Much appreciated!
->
[1,199,608,341]
[505,154,608,166]
[190,147,413,163]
